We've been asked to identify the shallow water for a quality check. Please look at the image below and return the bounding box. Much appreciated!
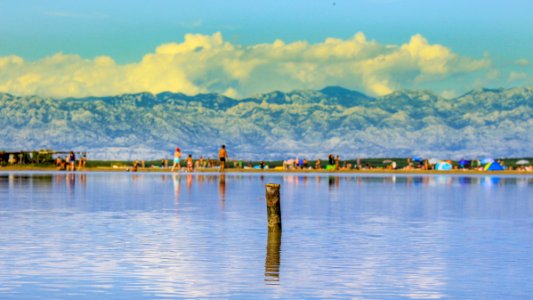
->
[0,172,532,299]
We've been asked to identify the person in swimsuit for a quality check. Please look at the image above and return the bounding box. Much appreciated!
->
[171,147,182,172]
[315,158,321,169]
[186,154,193,172]
[218,145,228,172]
[69,151,76,171]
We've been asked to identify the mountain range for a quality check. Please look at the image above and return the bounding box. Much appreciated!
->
[1,86,532,160]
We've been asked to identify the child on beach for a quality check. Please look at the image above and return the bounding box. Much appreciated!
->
[186,154,193,172]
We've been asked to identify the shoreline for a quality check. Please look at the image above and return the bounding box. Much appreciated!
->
[1,165,532,176]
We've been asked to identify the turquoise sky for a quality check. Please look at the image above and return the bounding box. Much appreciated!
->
[1,0,532,97]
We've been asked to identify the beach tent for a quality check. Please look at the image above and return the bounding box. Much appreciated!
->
[435,161,452,171]
[484,161,504,171]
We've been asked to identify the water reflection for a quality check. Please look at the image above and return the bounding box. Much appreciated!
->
[0,172,532,299]
[328,175,340,191]
[276,174,533,188]
[172,174,180,204]
[219,174,226,205]
[0,173,91,191]
[265,229,281,284]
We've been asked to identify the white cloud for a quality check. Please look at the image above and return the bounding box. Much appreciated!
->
[515,59,530,66]
[0,32,491,98]
[508,71,528,83]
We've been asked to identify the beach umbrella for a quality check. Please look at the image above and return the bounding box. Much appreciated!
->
[382,159,392,164]
[481,158,494,164]
[428,158,439,165]
[516,159,530,165]
[412,156,423,162]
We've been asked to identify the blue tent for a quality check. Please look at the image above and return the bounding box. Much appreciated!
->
[484,161,504,171]
[435,161,452,171]
[458,159,470,168]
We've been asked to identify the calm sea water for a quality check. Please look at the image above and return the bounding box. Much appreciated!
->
[0,171,532,299]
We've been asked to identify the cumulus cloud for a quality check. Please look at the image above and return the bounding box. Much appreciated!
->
[515,59,530,66]
[0,32,491,98]
[508,71,528,83]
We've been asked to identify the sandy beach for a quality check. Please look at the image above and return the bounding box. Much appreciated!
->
[1,165,531,175]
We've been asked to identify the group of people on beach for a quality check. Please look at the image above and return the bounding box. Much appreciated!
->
[283,154,343,170]
[170,145,228,172]
[122,145,530,173]
[55,151,87,171]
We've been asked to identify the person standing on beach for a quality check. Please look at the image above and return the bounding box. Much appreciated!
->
[328,154,334,165]
[218,145,228,172]
[186,154,193,172]
[171,147,182,172]
[68,151,76,171]
[315,158,321,169]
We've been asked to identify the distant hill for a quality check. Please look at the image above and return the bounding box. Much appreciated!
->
[1,86,532,160]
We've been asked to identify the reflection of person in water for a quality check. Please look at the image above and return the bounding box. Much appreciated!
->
[187,174,193,191]
[172,173,180,204]
[218,174,226,204]
[78,173,87,189]
[66,173,76,192]
[328,176,340,190]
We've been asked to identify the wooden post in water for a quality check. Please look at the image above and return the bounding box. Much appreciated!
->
[265,183,281,282]
[265,183,282,232]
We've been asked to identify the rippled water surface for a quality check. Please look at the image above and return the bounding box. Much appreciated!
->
[1,172,532,299]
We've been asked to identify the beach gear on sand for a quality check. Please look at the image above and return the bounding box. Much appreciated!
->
[435,161,452,171]
[428,158,439,165]
[458,159,470,168]
[484,161,504,171]
[516,159,530,165]
[481,158,495,165]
